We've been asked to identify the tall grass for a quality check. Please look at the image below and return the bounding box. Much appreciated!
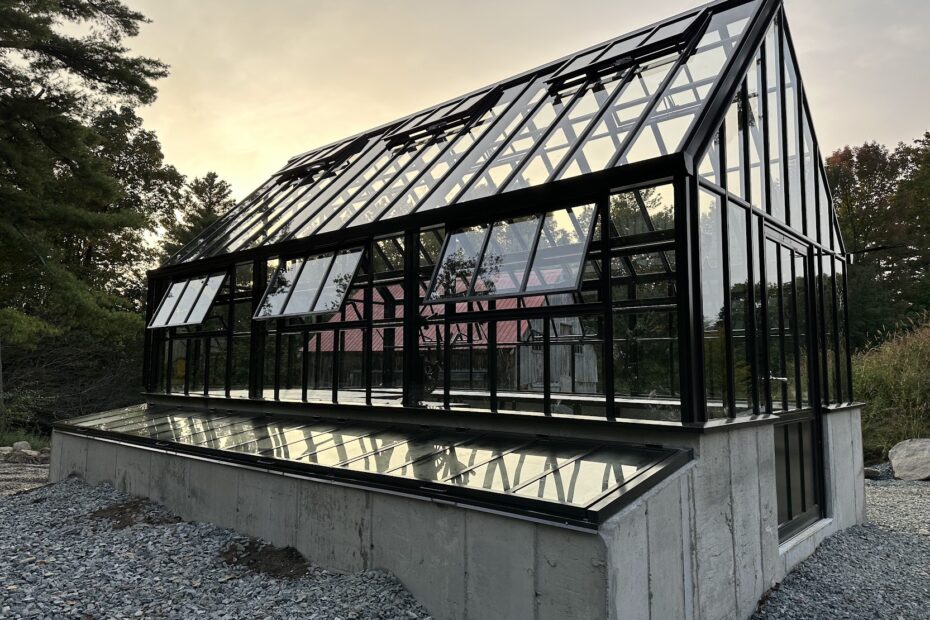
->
[854,315,930,463]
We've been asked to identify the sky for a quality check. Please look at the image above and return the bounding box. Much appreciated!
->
[123,0,930,199]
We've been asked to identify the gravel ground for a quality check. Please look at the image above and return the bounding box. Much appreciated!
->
[0,463,50,497]
[0,478,431,619]
[755,473,930,619]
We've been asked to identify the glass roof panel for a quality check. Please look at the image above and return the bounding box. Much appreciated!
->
[169,0,765,264]
[622,1,757,164]
[557,53,679,180]
[65,407,689,520]
[457,84,579,202]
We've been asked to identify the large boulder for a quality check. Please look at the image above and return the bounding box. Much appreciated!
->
[11,440,31,451]
[6,449,41,464]
[889,439,930,481]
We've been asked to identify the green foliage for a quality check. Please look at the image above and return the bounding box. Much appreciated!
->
[854,316,930,463]
[161,172,236,260]
[827,133,930,349]
[0,429,50,451]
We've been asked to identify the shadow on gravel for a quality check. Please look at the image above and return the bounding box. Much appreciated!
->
[219,540,309,579]
[89,498,182,530]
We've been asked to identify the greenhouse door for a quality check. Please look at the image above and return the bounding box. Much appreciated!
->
[762,228,823,540]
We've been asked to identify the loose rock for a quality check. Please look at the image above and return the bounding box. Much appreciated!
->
[863,466,882,480]
[0,477,432,618]
[889,438,930,480]
[11,441,31,451]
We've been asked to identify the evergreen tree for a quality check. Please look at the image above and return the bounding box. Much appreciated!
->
[162,172,236,261]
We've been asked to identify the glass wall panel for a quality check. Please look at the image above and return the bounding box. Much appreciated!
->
[699,189,728,417]
[613,310,679,420]
[338,329,366,404]
[305,331,335,403]
[278,333,304,402]
[699,133,722,186]
[609,183,675,236]
[784,39,803,232]
[802,114,817,239]
[765,24,784,220]
[169,340,187,394]
[549,316,605,416]
[725,94,746,199]
[836,259,850,403]
[448,322,491,411]
[207,336,228,396]
[496,318,546,414]
[372,326,403,406]
[747,47,766,210]
[728,203,753,413]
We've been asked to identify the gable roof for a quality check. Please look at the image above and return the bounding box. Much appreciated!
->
[170,0,767,267]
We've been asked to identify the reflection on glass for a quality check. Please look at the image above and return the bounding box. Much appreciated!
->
[699,189,728,416]
[281,255,330,315]
[447,442,583,491]
[343,434,470,474]
[391,438,517,482]
[429,225,489,300]
[525,204,596,292]
[168,277,207,325]
[257,259,302,318]
[151,282,186,328]
[513,448,653,506]
[187,274,226,326]
[610,184,674,236]
[314,251,364,312]
[473,216,540,295]
[614,310,679,403]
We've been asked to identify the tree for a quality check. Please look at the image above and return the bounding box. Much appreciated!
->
[0,0,168,342]
[827,133,930,348]
[162,172,236,260]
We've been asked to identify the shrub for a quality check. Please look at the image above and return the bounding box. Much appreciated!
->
[854,317,930,462]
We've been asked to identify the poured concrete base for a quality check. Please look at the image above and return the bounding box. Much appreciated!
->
[51,406,864,620]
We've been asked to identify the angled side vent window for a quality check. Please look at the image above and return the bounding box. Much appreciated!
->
[425,203,596,303]
[148,273,226,329]
[255,249,364,319]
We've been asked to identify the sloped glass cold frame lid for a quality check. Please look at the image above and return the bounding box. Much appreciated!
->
[59,404,691,529]
[148,273,226,329]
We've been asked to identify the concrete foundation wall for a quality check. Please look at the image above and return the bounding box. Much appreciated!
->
[51,406,864,620]
[50,432,608,620]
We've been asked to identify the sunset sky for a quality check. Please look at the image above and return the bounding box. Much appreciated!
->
[123,0,930,199]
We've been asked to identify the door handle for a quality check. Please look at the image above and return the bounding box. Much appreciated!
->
[769,375,789,384]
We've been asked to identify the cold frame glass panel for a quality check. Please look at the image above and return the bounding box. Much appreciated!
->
[446,441,585,492]
[623,2,757,164]
[513,447,656,506]
[313,250,364,313]
[428,225,490,300]
[255,259,303,319]
[473,216,541,296]
[525,203,597,292]
[281,255,331,316]
[149,281,187,328]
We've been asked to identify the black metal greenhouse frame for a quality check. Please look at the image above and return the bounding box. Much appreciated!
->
[142,0,853,441]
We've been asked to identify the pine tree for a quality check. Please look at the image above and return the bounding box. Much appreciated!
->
[162,172,236,260]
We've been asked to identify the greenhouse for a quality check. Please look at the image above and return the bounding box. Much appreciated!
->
[53,1,864,618]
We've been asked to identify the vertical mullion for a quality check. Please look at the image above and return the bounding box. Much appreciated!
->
[183,337,192,395]
[332,330,341,404]
[402,229,421,406]
[225,266,235,399]
[719,124,736,418]
[249,259,267,399]
[543,319,551,416]
[302,330,310,402]
[273,323,282,400]
[677,174,703,424]
[364,245,374,406]
[488,299,498,412]
[778,10,791,228]
[760,23,773,216]
[600,197,616,420]
[443,312,452,409]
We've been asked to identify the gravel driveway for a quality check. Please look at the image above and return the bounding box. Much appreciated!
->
[755,476,930,619]
[0,478,430,619]
[0,463,50,497]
